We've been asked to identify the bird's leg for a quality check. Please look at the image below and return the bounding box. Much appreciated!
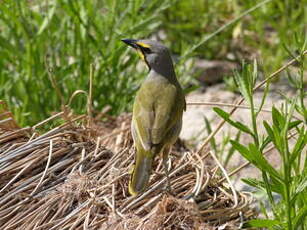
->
[162,147,173,194]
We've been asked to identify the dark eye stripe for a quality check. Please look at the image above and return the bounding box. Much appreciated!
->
[142,47,152,54]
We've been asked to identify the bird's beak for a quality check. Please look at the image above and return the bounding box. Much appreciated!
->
[122,38,151,63]
[121,39,139,49]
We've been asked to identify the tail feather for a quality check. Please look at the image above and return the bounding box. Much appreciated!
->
[129,148,153,196]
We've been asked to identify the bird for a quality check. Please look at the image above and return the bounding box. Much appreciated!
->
[121,39,186,196]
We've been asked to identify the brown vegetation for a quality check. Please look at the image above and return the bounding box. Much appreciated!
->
[0,104,256,229]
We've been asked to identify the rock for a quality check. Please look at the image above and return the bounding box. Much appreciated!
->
[194,60,239,85]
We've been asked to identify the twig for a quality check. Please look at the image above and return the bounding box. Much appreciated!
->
[67,90,88,107]
[87,63,94,128]
[79,148,86,173]
[44,55,65,105]
[0,160,35,193]
[209,151,238,208]
[32,112,64,130]
[30,140,53,196]
[187,102,272,113]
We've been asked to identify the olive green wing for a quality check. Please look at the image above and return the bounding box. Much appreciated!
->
[132,87,155,152]
[132,82,185,151]
[151,84,185,145]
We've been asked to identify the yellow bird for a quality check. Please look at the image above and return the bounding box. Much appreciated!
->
[122,39,186,196]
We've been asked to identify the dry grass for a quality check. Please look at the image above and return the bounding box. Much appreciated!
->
[0,104,256,230]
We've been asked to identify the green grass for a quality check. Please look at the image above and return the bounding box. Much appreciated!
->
[0,0,173,126]
[1,0,306,126]
[163,0,307,74]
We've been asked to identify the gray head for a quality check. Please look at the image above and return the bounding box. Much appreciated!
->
[121,39,175,77]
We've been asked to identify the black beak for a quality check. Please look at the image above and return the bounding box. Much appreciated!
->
[121,39,139,49]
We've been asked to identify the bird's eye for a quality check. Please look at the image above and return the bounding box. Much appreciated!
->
[142,47,152,54]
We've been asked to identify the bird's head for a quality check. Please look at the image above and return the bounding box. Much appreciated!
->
[121,39,174,74]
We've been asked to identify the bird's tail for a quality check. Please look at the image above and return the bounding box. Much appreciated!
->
[128,148,154,196]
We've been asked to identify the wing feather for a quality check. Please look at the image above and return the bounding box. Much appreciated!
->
[132,79,185,150]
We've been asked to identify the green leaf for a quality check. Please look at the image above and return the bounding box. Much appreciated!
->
[204,116,217,153]
[263,121,274,142]
[256,77,270,117]
[290,127,306,164]
[242,178,265,190]
[288,120,302,129]
[293,206,307,229]
[272,106,285,131]
[213,107,253,135]
[183,84,199,94]
[262,171,276,207]
[242,177,283,194]
[230,141,283,186]
[252,59,258,85]
[270,176,284,195]
[248,143,282,181]
[224,130,241,167]
[295,176,307,194]
[37,2,57,35]
[230,140,254,163]
[264,120,283,153]
[260,135,272,152]
[234,64,252,104]
[242,219,280,228]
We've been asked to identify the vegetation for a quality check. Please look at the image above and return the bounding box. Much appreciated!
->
[1,0,306,126]
[0,0,306,229]
[214,53,306,229]
[0,0,169,125]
